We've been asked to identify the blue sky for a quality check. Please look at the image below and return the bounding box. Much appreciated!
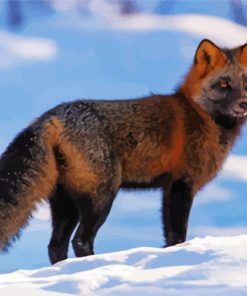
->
[1,0,247,272]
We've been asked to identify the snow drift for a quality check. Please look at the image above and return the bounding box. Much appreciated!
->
[1,236,247,295]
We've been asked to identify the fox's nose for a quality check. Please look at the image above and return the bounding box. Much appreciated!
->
[239,101,247,110]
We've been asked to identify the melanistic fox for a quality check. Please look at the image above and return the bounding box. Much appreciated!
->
[1,39,247,264]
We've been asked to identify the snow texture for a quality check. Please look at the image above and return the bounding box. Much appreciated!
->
[1,236,247,296]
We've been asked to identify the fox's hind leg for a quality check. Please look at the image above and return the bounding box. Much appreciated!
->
[71,182,117,258]
[48,184,79,264]
[55,126,122,259]
[162,178,193,247]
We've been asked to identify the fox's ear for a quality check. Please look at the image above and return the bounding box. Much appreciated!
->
[194,39,226,76]
[238,43,247,67]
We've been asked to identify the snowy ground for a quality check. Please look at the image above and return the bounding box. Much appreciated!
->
[1,236,247,296]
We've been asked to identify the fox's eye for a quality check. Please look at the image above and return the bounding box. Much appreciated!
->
[219,80,228,89]
[243,81,247,90]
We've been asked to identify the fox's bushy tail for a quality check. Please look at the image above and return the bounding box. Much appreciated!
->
[0,118,60,250]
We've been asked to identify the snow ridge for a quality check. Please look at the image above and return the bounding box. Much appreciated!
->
[1,236,247,296]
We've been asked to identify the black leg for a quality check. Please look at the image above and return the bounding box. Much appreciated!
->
[162,178,193,247]
[48,184,79,264]
[72,186,116,258]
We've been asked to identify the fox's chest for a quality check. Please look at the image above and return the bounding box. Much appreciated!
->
[184,131,228,192]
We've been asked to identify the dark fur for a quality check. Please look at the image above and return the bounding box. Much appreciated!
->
[1,39,247,264]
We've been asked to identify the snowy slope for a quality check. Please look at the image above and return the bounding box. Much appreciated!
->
[1,236,247,295]
[87,5,247,47]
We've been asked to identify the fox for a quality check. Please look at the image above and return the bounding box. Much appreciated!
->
[0,39,247,264]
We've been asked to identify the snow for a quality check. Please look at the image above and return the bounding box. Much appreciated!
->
[107,13,247,47]
[195,183,235,204]
[221,155,247,183]
[1,236,247,295]
[57,6,247,48]
[0,30,57,69]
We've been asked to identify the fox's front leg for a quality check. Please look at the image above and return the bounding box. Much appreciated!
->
[162,178,193,246]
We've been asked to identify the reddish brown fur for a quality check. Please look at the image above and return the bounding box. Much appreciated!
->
[1,39,247,261]
[161,100,185,175]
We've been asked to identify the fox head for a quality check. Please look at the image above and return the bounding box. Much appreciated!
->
[181,39,247,118]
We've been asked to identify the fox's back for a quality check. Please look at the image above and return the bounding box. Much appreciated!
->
[38,94,219,186]
[35,96,178,182]
[45,95,175,150]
